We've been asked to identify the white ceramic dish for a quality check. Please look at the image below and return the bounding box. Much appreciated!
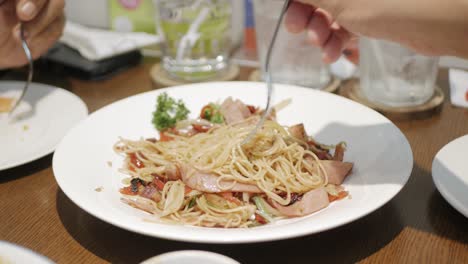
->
[53,82,413,243]
[432,135,468,217]
[0,241,53,264]
[140,250,239,264]
[0,81,88,171]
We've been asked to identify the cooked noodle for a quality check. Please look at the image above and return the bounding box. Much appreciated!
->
[114,116,336,227]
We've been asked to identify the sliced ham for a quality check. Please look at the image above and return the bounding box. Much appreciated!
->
[305,157,353,185]
[179,164,262,193]
[219,97,252,124]
[271,187,330,217]
[333,142,346,161]
[140,185,161,202]
[288,123,307,141]
[121,196,157,214]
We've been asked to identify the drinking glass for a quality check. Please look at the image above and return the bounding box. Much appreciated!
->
[154,0,232,81]
[359,37,439,107]
[253,0,331,89]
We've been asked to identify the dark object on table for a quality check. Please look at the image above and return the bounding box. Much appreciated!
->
[0,69,9,78]
[40,43,142,81]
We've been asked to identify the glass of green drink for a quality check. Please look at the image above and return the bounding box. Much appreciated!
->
[154,0,232,81]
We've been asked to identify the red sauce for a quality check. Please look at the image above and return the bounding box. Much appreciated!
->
[152,177,166,191]
[120,186,136,195]
[328,191,348,202]
[247,105,257,114]
[192,124,211,133]
[129,153,145,169]
[184,186,192,195]
[160,131,175,142]
[255,213,267,224]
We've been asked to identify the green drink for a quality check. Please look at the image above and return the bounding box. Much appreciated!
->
[155,0,232,81]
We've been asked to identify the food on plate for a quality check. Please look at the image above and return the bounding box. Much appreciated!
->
[0,96,14,113]
[114,93,353,228]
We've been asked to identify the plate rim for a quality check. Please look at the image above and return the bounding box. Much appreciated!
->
[140,250,240,264]
[0,81,89,171]
[432,134,468,218]
[53,81,413,243]
[0,240,53,264]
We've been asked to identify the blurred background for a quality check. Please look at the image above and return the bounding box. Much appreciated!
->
[62,0,468,72]
[20,0,468,109]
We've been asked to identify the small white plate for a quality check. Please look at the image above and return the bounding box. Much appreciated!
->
[140,250,239,264]
[0,81,88,171]
[0,241,53,264]
[432,135,468,217]
[53,82,413,243]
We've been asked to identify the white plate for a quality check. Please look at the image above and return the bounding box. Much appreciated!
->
[140,250,239,264]
[0,81,88,171]
[0,241,53,264]
[53,82,413,243]
[432,135,468,217]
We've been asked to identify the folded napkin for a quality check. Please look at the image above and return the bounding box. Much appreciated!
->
[60,21,162,61]
[449,68,468,108]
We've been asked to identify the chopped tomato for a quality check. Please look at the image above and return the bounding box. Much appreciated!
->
[328,191,349,202]
[192,124,211,133]
[120,186,137,195]
[247,105,257,114]
[220,192,242,205]
[153,178,166,191]
[129,153,145,169]
[160,128,180,141]
[120,179,144,195]
[159,132,174,142]
[255,213,267,224]
[200,104,213,119]
[184,186,193,195]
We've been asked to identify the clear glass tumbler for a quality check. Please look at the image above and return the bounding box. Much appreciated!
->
[359,37,439,107]
[154,0,232,81]
[253,0,331,89]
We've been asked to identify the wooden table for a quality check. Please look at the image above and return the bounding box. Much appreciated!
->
[1,60,467,264]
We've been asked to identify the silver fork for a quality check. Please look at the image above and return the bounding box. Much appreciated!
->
[9,24,33,115]
[242,0,291,145]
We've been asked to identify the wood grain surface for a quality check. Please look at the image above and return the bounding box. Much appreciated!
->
[1,60,467,264]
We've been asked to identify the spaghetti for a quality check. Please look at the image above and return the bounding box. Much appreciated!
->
[114,96,352,228]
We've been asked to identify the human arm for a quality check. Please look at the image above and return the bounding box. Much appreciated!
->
[286,0,468,63]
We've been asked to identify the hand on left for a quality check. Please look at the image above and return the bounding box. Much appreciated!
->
[0,0,65,69]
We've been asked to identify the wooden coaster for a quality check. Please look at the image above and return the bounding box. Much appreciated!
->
[248,69,341,93]
[339,78,444,120]
[150,63,240,87]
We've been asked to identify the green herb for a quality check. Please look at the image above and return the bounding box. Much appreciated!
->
[252,196,278,223]
[210,111,224,124]
[188,197,197,208]
[152,93,190,131]
[203,103,224,124]
[203,107,213,120]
